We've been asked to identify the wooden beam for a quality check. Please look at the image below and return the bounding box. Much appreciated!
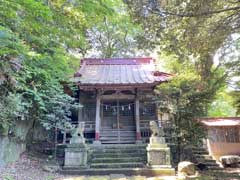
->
[100,94,135,100]
[78,84,158,91]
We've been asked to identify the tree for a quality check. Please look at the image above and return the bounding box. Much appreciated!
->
[86,0,144,58]
[0,0,145,140]
[208,89,236,117]
[0,0,115,137]
[124,1,240,148]
[125,0,240,82]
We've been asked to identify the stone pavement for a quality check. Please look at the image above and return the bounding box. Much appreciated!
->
[58,174,177,180]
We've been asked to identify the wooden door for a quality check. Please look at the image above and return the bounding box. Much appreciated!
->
[119,101,135,130]
[101,101,117,129]
[100,100,136,144]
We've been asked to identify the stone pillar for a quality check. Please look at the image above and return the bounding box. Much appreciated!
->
[94,91,101,145]
[135,92,141,143]
[147,136,171,168]
[64,122,88,169]
[64,143,88,169]
[146,121,174,173]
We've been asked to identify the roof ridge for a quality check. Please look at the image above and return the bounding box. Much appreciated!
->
[82,57,152,60]
[80,57,154,65]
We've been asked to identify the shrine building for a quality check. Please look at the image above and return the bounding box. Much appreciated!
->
[71,57,172,144]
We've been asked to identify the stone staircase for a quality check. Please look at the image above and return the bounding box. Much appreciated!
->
[192,147,222,171]
[89,144,147,169]
[60,144,176,176]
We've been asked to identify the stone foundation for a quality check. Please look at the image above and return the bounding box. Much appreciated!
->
[64,133,89,169]
[147,136,173,170]
[64,146,88,168]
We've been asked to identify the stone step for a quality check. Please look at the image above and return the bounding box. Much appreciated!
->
[192,150,208,155]
[207,166,223,170]
[91,148,146,154]
[101,127,136,130]
[60,167,175,176]
[100,131,136,134]
[100,136,135,140]
[99,134,135,137]
[92,157,147,163]
[195,154,213,160]
[192,147,207,150]
[99,135,136,138]
[90,144,146,149]
[192,148,208,154]
[100,140,136,144]
[90,162,145,169]
[196,158,216,163]
[100,134,135,137]
[92,152,146,158]
[204,162,220,167]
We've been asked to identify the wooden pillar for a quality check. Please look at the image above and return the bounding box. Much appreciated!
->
[78,90,82,122]
[135,91,141,142]
[94,91,101,143]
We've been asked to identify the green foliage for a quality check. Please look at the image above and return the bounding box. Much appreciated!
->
[125,0,240,86]
[231,88,240,115]
[208,89,236,117]
[0,94,29,135]
[156,72,209,146]
[41,84,81,131]
[86,0,144,57]
[0,0,116,136]
[125,1,240,146]
[0,0,141,138]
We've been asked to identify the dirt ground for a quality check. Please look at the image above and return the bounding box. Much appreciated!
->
[1,153,240,180]
[0,153,63,180]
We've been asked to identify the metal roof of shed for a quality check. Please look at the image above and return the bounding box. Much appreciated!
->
[72,58,171,88]
[198,117,240,127]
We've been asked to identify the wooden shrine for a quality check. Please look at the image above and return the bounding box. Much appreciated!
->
[71,57,172,144]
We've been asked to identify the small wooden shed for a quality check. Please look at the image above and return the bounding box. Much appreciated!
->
[199,117,240,161]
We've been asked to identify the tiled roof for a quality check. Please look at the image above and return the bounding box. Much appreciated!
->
[72,58,172,87]
[198,117,240,127]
